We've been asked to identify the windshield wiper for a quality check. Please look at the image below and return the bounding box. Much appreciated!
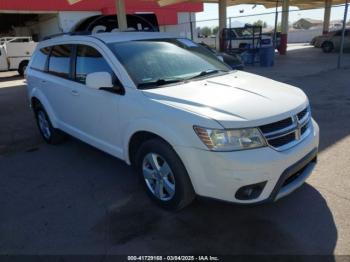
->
[186,69,229,81]
[138,78,183,89]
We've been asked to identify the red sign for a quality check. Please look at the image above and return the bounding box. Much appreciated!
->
[0,0,203,25]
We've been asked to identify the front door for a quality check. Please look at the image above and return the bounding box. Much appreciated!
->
[67,44,123,156]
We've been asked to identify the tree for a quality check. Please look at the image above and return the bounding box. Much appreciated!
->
[253,20,267,28]
[212,26,219,35]
[277,22,282,32]
[200,26,212,37]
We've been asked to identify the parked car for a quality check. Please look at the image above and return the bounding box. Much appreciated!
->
[311,29,350,53]
[310,30,339,47]
[26,32,319,210]
[198,42,244,70]
[0,37,37,76]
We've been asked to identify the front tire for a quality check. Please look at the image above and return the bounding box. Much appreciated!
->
[135,138,195,210]
[322,41,334,53]
[34,104,65,144]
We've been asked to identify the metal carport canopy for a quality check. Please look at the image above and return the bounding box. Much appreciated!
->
[156,0,346,8]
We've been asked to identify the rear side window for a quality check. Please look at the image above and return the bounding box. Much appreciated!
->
[75,45,114,84]
[48,45,72,78]
[31,47,50,71]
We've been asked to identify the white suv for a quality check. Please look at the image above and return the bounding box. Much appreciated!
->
[26,32,319,210]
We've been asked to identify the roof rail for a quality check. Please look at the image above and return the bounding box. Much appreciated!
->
[0,36,33,44]
[42,31,91,41]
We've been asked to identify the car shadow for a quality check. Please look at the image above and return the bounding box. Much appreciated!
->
[0,73,22,83]
[97,167,337,255]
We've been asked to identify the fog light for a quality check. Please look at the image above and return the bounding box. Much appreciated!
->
[235,181,267,200]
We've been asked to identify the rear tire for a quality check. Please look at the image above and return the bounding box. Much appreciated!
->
[18,60,29,77]
[322,41,334,53]
[33,103,66,145]
[135,138,195,210]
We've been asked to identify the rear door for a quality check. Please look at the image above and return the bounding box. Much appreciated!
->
[42,44,74,127]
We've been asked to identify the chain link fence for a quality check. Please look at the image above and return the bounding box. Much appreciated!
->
[159,4,349,49]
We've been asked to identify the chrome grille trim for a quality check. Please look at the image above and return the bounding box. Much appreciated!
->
[259,107,312,151]
[298,111,311,125]
[264,122,297,139]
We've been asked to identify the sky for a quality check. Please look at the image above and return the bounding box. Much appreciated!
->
[195,3,349,28]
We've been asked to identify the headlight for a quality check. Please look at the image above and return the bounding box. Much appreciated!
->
[193,126,266,151]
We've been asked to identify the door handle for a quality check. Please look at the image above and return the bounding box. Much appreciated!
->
[71,90,79,96]
[41,80,46,84]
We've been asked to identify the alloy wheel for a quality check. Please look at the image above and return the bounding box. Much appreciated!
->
[142,153,176,201]
[37,111,51,140]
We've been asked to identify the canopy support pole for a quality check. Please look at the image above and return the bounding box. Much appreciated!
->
[273,0,279,49]
[323,0,332,34]
[337,0,349,69]
[116,0,127,31]
[279,0,289,54]
[218,0,227,51]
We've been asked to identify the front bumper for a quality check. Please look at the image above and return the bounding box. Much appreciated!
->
[174,119,320,204]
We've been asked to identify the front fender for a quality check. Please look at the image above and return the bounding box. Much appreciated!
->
[122,118,186,165]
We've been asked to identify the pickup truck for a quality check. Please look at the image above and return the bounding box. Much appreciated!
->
[0,37,37,76]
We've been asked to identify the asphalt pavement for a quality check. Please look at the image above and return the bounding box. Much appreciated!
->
[0,46,349,255]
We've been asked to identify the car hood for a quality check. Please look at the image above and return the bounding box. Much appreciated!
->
[142,71,308,128]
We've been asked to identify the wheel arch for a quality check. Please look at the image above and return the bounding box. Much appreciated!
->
[19,59,29,67]
[29,89,59,128]
[128,131,167,166]
[123,120,186,166]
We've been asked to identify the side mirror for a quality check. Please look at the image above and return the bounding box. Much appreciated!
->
[216,55,224,62]
[86,72,125,95]
[86,72,113,90]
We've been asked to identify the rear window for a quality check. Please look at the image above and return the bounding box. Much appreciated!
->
[31,47,50,71]
[48,45,72,78]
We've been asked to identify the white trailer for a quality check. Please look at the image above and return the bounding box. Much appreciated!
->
[0,37,37,76]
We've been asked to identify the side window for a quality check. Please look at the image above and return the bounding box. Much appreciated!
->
[31,47,50,71]
[75,45,115,84]
[48,45,72,78]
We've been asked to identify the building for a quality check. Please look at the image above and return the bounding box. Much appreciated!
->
[0,0,203,40]
[293,18,323,30]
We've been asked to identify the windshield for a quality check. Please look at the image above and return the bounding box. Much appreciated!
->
[108,38,230,89]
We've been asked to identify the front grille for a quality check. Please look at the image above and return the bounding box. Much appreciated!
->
[301,124,308,135]
[260,117,293,134]
[297,107,308,121]
[268,133,295,148]
[259,107,312,151]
